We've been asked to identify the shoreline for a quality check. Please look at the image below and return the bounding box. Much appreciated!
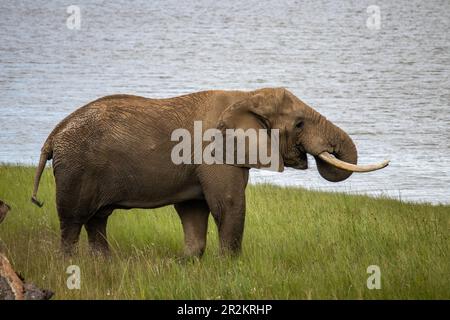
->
[1,164,447,207]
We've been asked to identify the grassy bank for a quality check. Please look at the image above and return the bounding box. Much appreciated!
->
[0,165,448,299]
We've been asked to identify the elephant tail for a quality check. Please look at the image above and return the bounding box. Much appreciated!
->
[31,140,53,208]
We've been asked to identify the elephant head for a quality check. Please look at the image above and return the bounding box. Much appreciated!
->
[218,88,389,182]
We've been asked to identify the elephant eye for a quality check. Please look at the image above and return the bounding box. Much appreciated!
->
[295,120,304,129]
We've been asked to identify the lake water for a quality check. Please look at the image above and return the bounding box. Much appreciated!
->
[0,0,449,204]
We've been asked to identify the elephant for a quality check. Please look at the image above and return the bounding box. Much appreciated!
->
[31,88,388,257]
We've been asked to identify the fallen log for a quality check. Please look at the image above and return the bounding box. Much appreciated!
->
[0,200,54,300]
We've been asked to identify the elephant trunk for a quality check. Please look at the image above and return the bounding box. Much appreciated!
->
[313,120,358,182]
[308,117,389,182]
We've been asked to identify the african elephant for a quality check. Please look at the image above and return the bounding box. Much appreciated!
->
[31,88,388,257]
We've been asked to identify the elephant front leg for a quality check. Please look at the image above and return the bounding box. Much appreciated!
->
[212,198,246,256]
[197,165,249,256]
[174,200,210,258]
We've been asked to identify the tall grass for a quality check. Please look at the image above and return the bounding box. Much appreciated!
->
[0,165,448,299]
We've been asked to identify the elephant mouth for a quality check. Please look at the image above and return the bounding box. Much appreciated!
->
[285,148,308,170]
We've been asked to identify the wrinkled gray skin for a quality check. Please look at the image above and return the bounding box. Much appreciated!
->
[32,88,357,257]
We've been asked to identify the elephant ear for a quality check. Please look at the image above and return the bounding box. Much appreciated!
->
[216,89,285,172]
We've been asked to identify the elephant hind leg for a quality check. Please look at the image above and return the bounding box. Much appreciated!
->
[55,169,109,256]
[59,218,83,257]
[174,200,210,258]
[85,207,113,256]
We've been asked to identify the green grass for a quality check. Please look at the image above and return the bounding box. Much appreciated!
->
[0,165,448,299]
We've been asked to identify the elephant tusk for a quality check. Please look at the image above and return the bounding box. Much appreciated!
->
[318,152,389,173]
